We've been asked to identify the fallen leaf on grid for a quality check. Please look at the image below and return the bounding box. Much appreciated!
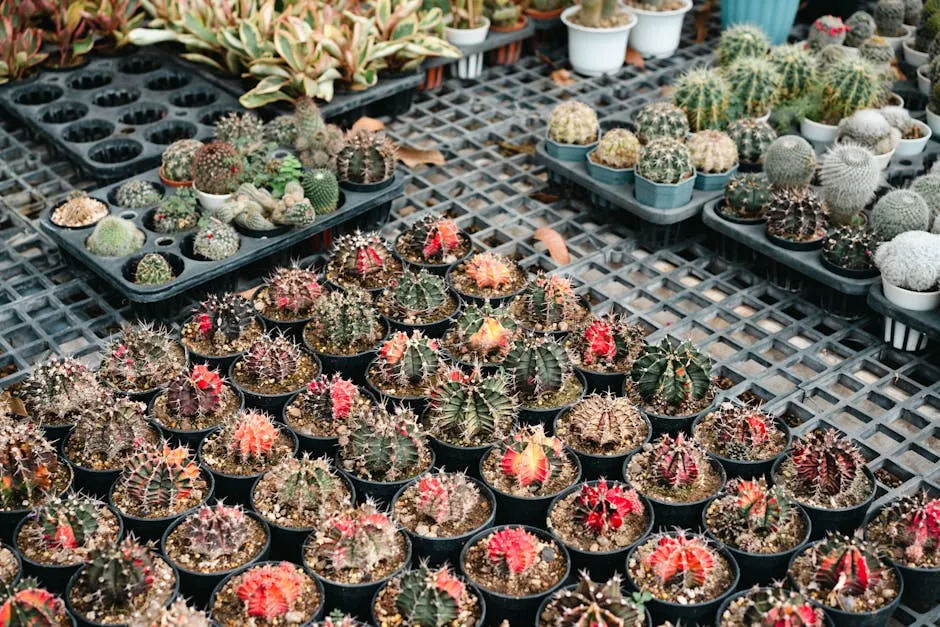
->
[533,227,571,265]
[551,68,577,86]
[397,146,446,168]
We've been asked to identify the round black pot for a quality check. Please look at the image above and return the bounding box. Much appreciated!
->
[177,318,258,373]
[574,365,627,394]
[371,577,488,627]
[518,370,588,430]
[690,414,792,480]
[461,525,570,627]
[148,383,245,448]
[717,206,767,225]
[251,287,317,339]
[161,510,270,607]
[39,422,72,446]
[66,555,180,627]
[60,430,121,498]
[339,175,396,194]
[364,359,433,416]
[716,588,834,627]
[863,505,940,609]
[0,464,73,545]
[427,435,495,480]
[766,231,825,252]
[547,485,654,582]
[625,536,740,626]
[14,506,124,592]
[481,448,582,527]
[198,426,299,506]
[552,409,652,482]
[228,351,321,414]
[535,584,653,627]
[304,531,412,616]
[109,467,214,542]
[391,475,496,567]
[771,457,876,541]
[209,559,325,626]
[820,255,879,280]
[393,231,473,277]
[381,290,462,339]
[444,264,526,308]
[281,386,378,457]
[336,448,434,506]
[624,454,727,532]
[703,497,812,588]
[641,402,715,437]
[303,318,388,386]
[103,344,189,405]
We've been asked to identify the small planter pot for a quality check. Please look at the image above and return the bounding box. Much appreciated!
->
[716,588,834,627]
[60,432,121,498]
[634,173,696,209]
[927,107,940,137]
[193,184,231,213]
[39,422,72,446]
[586,152,635,185]
[148,384,244,449]
[67,559,179,627]
[228,352,320,414]
[198,427,298,506]
[800,117,838,145]
[304,318,388,386]
[382,292,462,339]
[281,387,378,457]
[561,5,637,76]
[694,165,738,192]
[552,409,651,481]
[110,468,214,542]
[0,464,73,545]
[427,435,495,479]
[158,168,192,189]
[545,136,598,162]
[575,365,627,394]
[251,290,316,338]
[820,255,879,280]
[446,18,490,80]
[691,414,791,479]
[210,560,325,627]
[625,0,693,59]
[339,175,396,194]
[161,511,270,606]
[720,0,797,45]
[537,585,652,627]
[871,147,895,171]
[641,403,714,437]
[481,449,582,527]
[896,121,932,157]
[518,370,588,428]
[883,280,940,311]
[903,38,929,68]
[365,371,432,416]
[717,207,766,225]
[391,476,496,567]
[864,506,940,609]
[624,454,726,531]
[772,457,875,540]
[337,449,434,506]
[766,231,825,252]
[918,65,930,96]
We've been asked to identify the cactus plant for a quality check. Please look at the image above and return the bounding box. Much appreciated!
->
[19,493,118,565]
[484,424,577,496]
[191,142,244,196]
[539,573,647,627]
[426,366,517,448]
[626,432,721,503]
[65,390,155,471]
[129,597,212,626]
[160,139,203,184]
[845,11,877,47]
[294,106,345,172]
[152,364,228,432]
[818,58,883,125]
[547,102,599,146]
[591,128,641,169]
[304,287,386,356]
[113,440,205,518]
[720,582,826,626]
[693,401,787,461]
[866,491,940,567]
[554,392,649,456]
[882,107,924,141]
[15,357,99,428]
[721,173,772,220]
[442,301,519,364]
[686,130,738,174]
[211,561,318,626]
[284,374,373,438]
[379,271,457,326]
[910,174,940,220]
[252,454,352,529]
[718,24,770,67]
[875,0,907,36]
[484,0,522,27]
[672,67,731,131]
[808,15,849,51]
[764,136,816,189]
[170,503,257,566]
[774,429,873,509]
[823,225,876,271]
[326,230,403,291]
[254,265,323,322]
[872,189,932,241]
[0,417,65,510]
[396,215,470,266]
[98,323,186,393]
[820,144,880,226]
[874,230,940,291]
[627,531,728,602]
[115,180,162,209]
[906,0,924,24]
[193,216,240,260]
[726,118,777,165]
[202,410,293,476]
[836,109,900,156]
[634,101,690,145]
[504,332,581,405]
[509,273,589,334]
[336,129,397,185]
[151,188,199,233]
[51,191,109,228]
[635,137,695,184]
[368,330,446,396]
[548,479,647,551]
[213,111,265,153]
[233,331,317,395]
[338,403,430,482]
[449,252,526,299]
[860,35,896,66]
[704,477,806,554]
[374,563,480,627]
[726,56,782,119]
[134,253,175,285]
[629,338,714,416]
[765,187,829,244]
[394,471,487,535]
[566,313,646,373]
[182,292,259,357]
[86,216,146,257]
[264,115,297,147]
[0,578,70,626]
[301,168,340,213]
[769,44,817,101]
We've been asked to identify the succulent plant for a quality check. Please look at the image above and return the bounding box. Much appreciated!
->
[635,137,695,185]
[285,374,371,438]
[634,101,690,145]
[256,265,323,320]
[486,527,540,576]
[845,11,877,47]
[426,366,517,447]
[820,144,880,226]
[874,230,940,291]
[0,417,62,510]
[556,393,648,456]
[51,191,109,228]
[379,271,454,324]
[540,573,647,627]
[630,338,712,411]
[872,189,932,241]
[160,139,203,183]
[118,441,203,516]
[301,168,340,213]
[875,0,907,36]
[484,0,522,26]
[836,109,900,156]
[882,107,921,141]
[134,253,175,285]
[370,330,446,392]
[779,429,871,508]
[592,128,641,169]
[636,531,718,592]
[305,287,385,355]
[808,15,849,50]
[769,44,817,101]
[86,216,145,257]
[511,273,587,333]
[381,563,477,627]
[672,67,730,131]
[687,130,738,174]
[16,357,99,428]
[236,331,311,391]
[718,24,770,67]
[794,534,895,611]
[567,313,645,373]
[573,479,645,536]
[192,142,244,196]
[408,472,482,527]
[308,500,403,575]
[327,230,400,289]
[213,111,265,153]
[81,536,157,609]
[764,136,816,190]
[0,578,69,626]
[726,56,781,119]
[444,301,518,364]
[493,424,568,492]
[695,401,785,461]
[823,225,876,271]
[866,491,940,566]
[547,101,599,146]
[30,493,105,556]
[336,129,397,185]
[338,403,429,482]
[98,323,185,393]
[115,180,162,209]
[906,0,924,24]
[722,173,772,220]
[726,118,777,165]
[294,99,346,171]
[232,561,308,621]
[705,477,804,554]
[504,332,575,398]
[190,292,256,348]
[401,215,467,264]
[193,216,240,260]
[182,503,252,561]
[162,364,224,429]
[910,174,940,220]
[220,410,282,466]
[765,188,828,243]
[459,252,518,293]
[860,35,896,66]
[259,454,351,525]
[152,188,199,233]
[819,58,883,125]
[264,115,297,147]
[68,391,152,468]
[721,583,826,626]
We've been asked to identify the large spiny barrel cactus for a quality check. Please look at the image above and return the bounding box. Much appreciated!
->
[635,101,689,145]
[727,118,777,166]
[819,57,883,125]
[672,67,730,131]
[636,138,694,185]
[769,44,817,101]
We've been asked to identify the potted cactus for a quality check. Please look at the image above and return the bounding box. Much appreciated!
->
[872,189,932,243]
[132,253,177,287]
[252,265,324,333]
[883,106,932,157]
[624,432,726,530]
[13,357,101,440]
[626,529,739,625]
[634,137,696,209]
[283,374,376,455]
[480,424,581,527]
[763,135,816,191]
[378,270,461,338]
[504,332,586,424]
[97,324,188,403]
[191,141,244,212]
[635,101,690,145]
[726,57,781,122]
[335,129,398,192]
[537,573,652,626]
[561,0,637,77]
[716,173,772,224]
[806,15,849,52]
[460,525,569,626]
[229,331,320,412]
[150,188,199,234]
[716,583,827,627]
[113,180,162,210]
[250,454,354,562]
[302,500,412,614]
[623,0,693,59]
[703,478,811,587]
[13,493,122,591]
[365,330,448,411]
[544,102,600,160]
[179,292,263,369]
[691,402,791,478]
[822,226,878,279]
[508,273,589,338]
[564,313,645,393]
[0,544,20,586]
[66,535,179,626]
[148,364,242,447]
[765,188,829,251]
[726,118,777,171]
[160,503,270,605]
[160,139,203,187]
[846,11,877,49]
[873,232,940,349]
[391,471,496,566]
[209,560,324,626]
[312,612,367,627]
[85,216,146,258]
[553,393,651,480]
[50,191,109,229]
[192,217,240,261]
[441,302,518,371]
[687,130,739,191]
[394,215,473,275]
[446,252,527,306]
[198,409,298,504]
[874,0,910,47]
[129,598,212,625]
[717,24,771,67]
[0,578,73,627]
[372,562,485,626]
[836,109,900,169]
[337,403,434,503]
[771,429,876,539]
[325,231,403,295]
[445,0,491,80]
[819,144,880,227]
[787,534,902,625]
[801,57,883,144]
[672,67,730,132]
[586,128,641,185]
[547,479,652,580]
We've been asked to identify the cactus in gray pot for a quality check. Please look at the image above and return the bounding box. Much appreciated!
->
[764,136,817,190]
[820,144,880,226]
[823,225,876,271]
[723,173,771,220]
[134,253,175,285]
[872,190,932,241]
[875,0,907,37]
[765,188,828,243]
[845,11,876,47]
[874,231,940,291]
[636,137,694,184]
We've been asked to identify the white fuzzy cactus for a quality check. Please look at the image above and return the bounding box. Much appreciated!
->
[836,109,901,155]
[874,231,940,291]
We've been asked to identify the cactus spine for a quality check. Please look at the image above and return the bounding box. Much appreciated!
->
[547,101,599,145]
[636,137,695,184]
[687,130,738,173]
[672,67,730,131]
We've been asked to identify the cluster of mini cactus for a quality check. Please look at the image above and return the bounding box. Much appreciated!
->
[214,111,265,153]
[787,429,868,503]
[380,271,452,322]
[301,168,340,213]
[238,332,305,387]
[268,454,348,520]
[686,130,738,174]
[258,265,323,319]
[630,338,712,408]
[16,357,98,427]
[592,129,641,169]
[504,332,574,397]
[192,292,257,346]
[634,101,689,145]
[0,578,69,625]
[446,301,517,362]
[820,144,880,226]
[696,401,782,461]
[0,417,60,509]
[872,189,932,241]
[134,253,175,285]
[164,364,223,427]
[808,534,888,609]
[234,561,306,621]
[82,536,156,609]
[98,324,184,393]
[765,188,828,243]
[51,191,109,228]
[636,137,694,184]
[306,288,384,354]
[183,503,251,561]
[69,391,151,467]
[808,15,849,50]
[574,479,645,536]
[725,57,781,119]
[547,101,599,146]
[115,180,162,208]
[336,129,397,185]
[707,478,798,552]
[568,313,645,372]
[161,139,203,183]
[86,216,146,257]
[311,500,400,573]
[406,215,465,263]
[339,404,427,482]
[412,472,481,526]
[672,67,730,131]
[486,527,540,576]
[328,231,397,284]
[462,252,516,291]
[293,98,346,171]
[718,24,770,67]
[193,216,240,261]
[540,573,646,627]
[120,441,202,515]
[513,273,585,330]
[824,225,876,271]
[152,188,199,233]
[769,44,817,100]
[726,118,777,165]
[191,142,244,196]
[642,531,716,589]
[390,564,474,627]
[496,424,567,491]
[426,366,517,446]
[722,173,772,220]
[868,491,940,565]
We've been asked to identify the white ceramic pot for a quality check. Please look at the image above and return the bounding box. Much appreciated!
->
[800,117,838,145]
[838,44,860,57]
[194,185,232,213]
[918,65,931,96]
[561,6,637,76]
[872,147,896,170]
[895,121,932,157]
[445,18,490,79]
[883,280,940,311]
[903,39,929,68]
[625,0,692,59]
[927,107,940,137]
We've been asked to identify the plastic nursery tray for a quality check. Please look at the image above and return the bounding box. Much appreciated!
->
[0,52,242,181]
[868,284,940,341]
[423,20,537,69]
[37,170,404,303]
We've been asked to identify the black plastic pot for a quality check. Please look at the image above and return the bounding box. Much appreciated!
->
[863,505,940,609]
[703,497,811,588]
[178,317,260,373]
[103,343,189,405]
[381,290,462,339]
[59,430,125,498]
[536,584,653,627]
[251,287,317,338]
[337,448,434,506]
[364,358,433,416]
[371,577,487,626]
[393,231,473,277]
[716,205,766,225]
[624,454,726,531]
[766,231,825,252]
[303,318,388,386]
[625,535,740,626]
[148,383,245,448]
[340,175,397,194]
[772,456,876,540]
[574,365,627,394]
[161,510,270,606]
[552,409,651,481]
[461,525,570,627]
[209,559,325,626]
[304,531,412,615]
[820,255,879,280]
[228,351,321,414]
[481,447,582,527]
[281,386,378,457]
[641,403,715,437]
[445,264,526,308]
[39,422,72,446]
[547,484,654,582]
[716,588,835,627]
[0,464,73,545]
[690,414,792,480]
[391,475,496,567]
[109,467,214,542]
[198,426,298,506]
[518,370,587,430]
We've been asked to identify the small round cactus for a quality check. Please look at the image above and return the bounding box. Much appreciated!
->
[836,109,901,156]
[86,216,145,257]
[823,225,876,270]
[161,139,203,184]
[874,230,940,291]
[547,101,599,146]
[134,253,175,285]
[302,168,340,213]
[634,101,689,144]
[192,142,244,195]
[717,24,770,67]
[905,0,923,25]
[765,188,828,243]
[819,57,883,125]
[860,35,896,65]
[687,130,738,173]
[152,188,199,233]
[726,118,777,165]
[820,144,880,225]
[114,180,162,209]
[722,173,772,220]
[875,0,907,37]
[844,11,877,47]
[769,44,817,101]
[193,216,240,261]
[808,15,849,51]
[213,111,264,151]
[764,135,817,189]
[881,106,918,139]
[636,137,694,184]
[872,189,932,241]
[591,128,640,169]
[672,66,730,131]
[264,115,297,146]
[336,129,397,185]
[725,56,781,119]
[910,174,940,218]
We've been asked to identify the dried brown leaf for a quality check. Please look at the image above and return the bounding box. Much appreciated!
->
[550,68,577,86]
[625,48,645,70]
[533,227,570,265]
[397,146,446,168]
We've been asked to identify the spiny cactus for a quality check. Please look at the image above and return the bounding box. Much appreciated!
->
[444,301,518,363]
[118,441,203,516]
[134,253,175,285]
[259,454,351,525]
[494,424,568,492]
[264,115,297,147]
[539,573,646,627]
[630,338,712,410]
[860,35,896,66]
[387,564,475,627]
[16,357,99,428]
[32,493,103,555]
[636,137,694,185]
[193,216,240,261]
[504,333,575,397]
[213,111,265,153]
[129,597,212,627]
[722,173,772,220]
[592,128,641,169]
[98,323,185,393]
[182,503,251,561]
[411,472,482,527]
[190,292,256,347]
[634,101,690,145]
[371,330,446,391]
[68,391,152,468]
[867,491,940,565]
[191,141,244,196]
[152,188,198,233]
[819,58,883,125]
[426,366,517,447]
[51,191,109,228]
[301,168,340,213]
[808,15,849,51]
[162,364,224,430]
[338,404,428,482]
[765,188,828,243]
[785,430,868,506]
[769,44,817,101]
[401,215,467,264]
[82,536,156,608]
[706,478,801,554]
[573,479,645,536]
[236,331,309,390]
[694,401,785,461]
[727,118,777,165]
[726,56,781,119]
[336,129,397,185]
[459,252,518,293]
[161,139,202,183]
[874,231,940,291]
[115,180,162,209]
[649,432,707,488]
[294,99,345,170]
[556,393,647,455]
[86,216,145,257]
[687,130,738,173]
[327,230,400,289]
[233,561,307,621]
[0,579,69,626]
[910,174,940,218]
[837,109,900,156]
[875,0,906,36]
[547,101,599,146]
[567,313,646,373]
[820,144,880,225]
[640,531,716,589]
[718,24,770,67]
[823,225,876,271]
[764,136,816,190]
[380,271,453,324]
[486,527,540,574]
[309,500,402,575]
[845,11,877,47]
[305,288,385,355]
[215,410,282,467]
[256,265,323,320]
[804,535,891,610]
[872,189,931,241]
[724,583,826,627]
[511,273,587,332]
[285,374,371,438]
[672,66,730,131]
[906,0,923,24]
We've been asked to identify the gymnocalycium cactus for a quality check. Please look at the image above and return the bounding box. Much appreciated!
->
[693,401,786,461]
[820,144,880,226]
[819,57,883,125]
[193,216,240,261]
[872,189,932,241]
[305,287,385,356]
[504,332,576,399]
[338,404,429,482]
[230,561,309,623]
[98,323,186,393]
[0,417,62,510]
[256,454,352,527]
[192,142,244,196]
[836,109,901,156]
[556,393,649,458]
[808,15,849,51]
[721,583,825,627]
[721,173,772,220]
[633,531,718,593]
[824,225,876,271]
[152,187,198,233]
[115,180,162,208]
[726,56,781,119]
[307,500,404,578]
[874,230,940,291]
[718,24,770,67]
[510,273,589,333]
[672,66,730,131]
[134,253,174,285]
[379,270,455,325]
[255,265,323,321]
[235,331,314,394]
[866,491,940,567]
[67,391,153,470]
[539,573,647,627]
[493,424,569,492]
[336,129,397,185]
[726,118,777,165]
[765,188,828,243]
[326,230,402,290]
[547,101,599,146]
[0,578,70,625]
[161,138,203,183]
[636,137,695,184]
[705,477,803,555]
[301,168,340,213]
[86,217,145,257]
[189,292,257,349]
[16,357,99,428]
[875,0,907,36]
[777,429,872,508]
[845,11,877,47]
[406,471,483,527]
[566,312,646,373]
[284,374,372,439]
[426,366,517,447]
[370,330,446,393]
[379,563,478,627]
[77,536,160,612]
[399,215,468,265]
[629,338,713,414]
[764,135,817,189]
[181,503,252,561]
[117,441,203,517]
[591,128,641,170]
[769,44,818,101]
[443,301,518,364]
[687,130,738,173]
[161,364,225,431]
[635,101,690,144]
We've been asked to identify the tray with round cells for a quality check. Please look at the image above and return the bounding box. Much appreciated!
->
[0,51,243,181]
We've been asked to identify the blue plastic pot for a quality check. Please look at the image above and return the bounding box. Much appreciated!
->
[634,173,696,209]
[545,137,598,161]
[694,164,738,191]
[585,152,635,185]
[721,0,799,45]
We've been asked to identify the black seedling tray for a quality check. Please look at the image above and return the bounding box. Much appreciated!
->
[38,170,404,303]
[868,284,940,341]
[424,20,537,69]
[0,52,242,181]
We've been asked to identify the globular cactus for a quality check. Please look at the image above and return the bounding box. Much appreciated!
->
[257,265,323,320]
[163,364,224,427]
[592,128,640,169]
[213,111,265,152]
[696,402,782,461]
[193,216,240,261]
[294,99,346,171]
[906,0,923,25]
[845,11,877,47]
[641,531,716,589]
[486,527,540,575]
[630,338,712,409]
[35,493,101,553]
[98,323,185,393]
[808,15,849,50]
[0,579,69,626]
[820,144,880,225]
[504,333,574,397]
[823,225,876,271]
[651,432,706,488]
[224,410,280,465]
[874,231,940,291]
[160,139,203,183]
[872,189,931,241]
[836,109,900,156]
[286,374,370,438]
[567,313,645,372]
[809,535,888,609]
[540,573,645,627]
[634,101,690,144]
[882,107,920,140]
[237,332,305,388]
[512,273,586,332]
[573,479,645,536]
[557,393,646,455]
[119,441,202,516]
[404,215,466,264]
[495,424,568,491]
[191,292,256,345]
[875,0,906,36]
[183,503,251,561]
[390,564,474,627]
[765,188,828,243]
[764,136,816,189]
[306,288,384,355]
[718,24,770,67]
[152,188,199,233]
[910,174,940,218]
[310,500,401,573]
[860,36,896,65]
[86,216,145,257]
[16,357,98,428]
[672,67,730,131]
[460,252,518,292]
[69,391,152,467]
[870,491,940,564]
[787,429,868,503]
[115,180,162,208]
[327,230,399,288]
[301,168,340,213]
[730,583,826,626]
[233,561,307,621]
[426,366,517,447]
[82,536,156,608]
[445,301,518,363]
[547,101,599,146]
[379,271,453,323]
[191,142,244,196]
[264,115,297,147]
[336,129,397,185]
[707,478,796,553]
[338,404,428,482]
[51,191,109,228]
[820,58,883,125]
[769,44,818,100]
[635,137,694,185]
[0,417,60,509]
[687,130,738,173]
[726,56,781,118]
[371,331,445,390]
[727,118,777,165]
[722,173,772,219]
[266,454,350,521]
[411,472,482,526]
[134,253,175,285]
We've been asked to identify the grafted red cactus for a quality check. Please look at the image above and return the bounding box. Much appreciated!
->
[487,527,539,574]
[498,425,566,489]
[464,253,512,289]
[234,561,305,620]
[306,376,358,421]
[422,217,462,260]
[573,480,644,535]
[654,432,702,488]
[468,317,511,357]
[719,406,772,448]
[229,411,279,462]
[581,318,616,365]
[790,430,864,498]
[906,496,940,563]
[166,364,223,420]
[643,532,715,588]
[813,536,880,600]
[0,582,67,626]
[413,473,479,526]
[734,478,789,533]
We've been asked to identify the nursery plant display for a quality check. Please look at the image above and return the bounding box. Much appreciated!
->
[394,216,473,273]
[371,562,483,627]
[209,560,322,626]
[447,251,527,304]
[325,231,403,293]
[537,572,649,627]
[180,292,263,363]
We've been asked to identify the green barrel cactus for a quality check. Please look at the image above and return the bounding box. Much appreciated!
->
[763,135,816,189]
[86,217,145,257]
[636,137,695,184]
[718,24,770,67]
[302,168,340,213]
[547,101,599,145]
[134,253,175,285]
[726,56,781,119]
[672,67,730,131]
[635,101,689,144]
[726,118,777,165]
